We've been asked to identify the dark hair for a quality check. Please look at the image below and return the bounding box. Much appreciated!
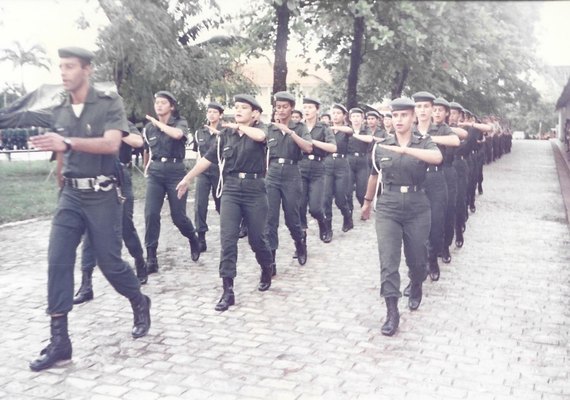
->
[292,109,303,118]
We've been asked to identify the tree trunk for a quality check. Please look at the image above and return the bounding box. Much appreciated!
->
[346,16,365,110]
[272,1,290,103]
[390,65,409,99]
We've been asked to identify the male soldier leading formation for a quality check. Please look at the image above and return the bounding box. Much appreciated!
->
[28,47,151,372]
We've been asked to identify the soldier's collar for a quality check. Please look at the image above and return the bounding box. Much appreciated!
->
[85,86,98,104]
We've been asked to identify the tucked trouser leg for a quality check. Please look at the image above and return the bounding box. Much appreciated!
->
[144,173,166,249]
[218,188,241,279]
[323,160,335,220]
[402,202,431,285]
[281,169,304,243]
[333,159,351,215]
[354,156,370,208]
[265,175,282,251]
[424,172,448,260]
[242,179,273,268]
[299,172,310,230]
[166,170,196,238]
[308,169,326,221]
[121,170,144,261]
[376,212,403,299]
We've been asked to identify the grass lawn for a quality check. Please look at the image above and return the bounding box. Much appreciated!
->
[0,159,196,225]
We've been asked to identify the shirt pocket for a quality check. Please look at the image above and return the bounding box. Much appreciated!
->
[222,146,234,160]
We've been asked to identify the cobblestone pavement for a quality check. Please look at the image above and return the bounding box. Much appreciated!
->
[1,140,569,400]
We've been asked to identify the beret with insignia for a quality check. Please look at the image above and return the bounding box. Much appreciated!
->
[390,97,416,111]
[274,91,296,105]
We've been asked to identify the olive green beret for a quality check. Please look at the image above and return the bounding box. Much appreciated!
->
[274,91,296,105]
[58,47,95,64]
[366,110,382,119]
[383,112,392,118]
[303,97,321,106]
[332,103,348,114]
[449,102,463,111]
[207,102,224,113]
[155,91,177,104]
[349,107,364,115]
[390,97,416,111]
[433,97,450,109]
[412,91,436,103]
[234,94,263,113]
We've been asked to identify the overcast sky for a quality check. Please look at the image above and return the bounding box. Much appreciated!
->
[1,0,569,93]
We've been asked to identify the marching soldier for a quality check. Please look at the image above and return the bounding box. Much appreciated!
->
[28,47,150,371]
[361,97,442,336]
[265,91,313,267]
[176,94,274,312]
[347,107,371,213]
[192,102,223,252]
[143,91,201,274]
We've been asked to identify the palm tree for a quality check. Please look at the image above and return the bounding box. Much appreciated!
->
[0,41,51,92]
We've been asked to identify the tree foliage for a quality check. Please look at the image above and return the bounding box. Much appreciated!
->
[93,0,257,130]
[0,41,51,92]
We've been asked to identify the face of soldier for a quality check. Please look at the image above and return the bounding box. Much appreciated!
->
[274,100,293,123]
[303,103,318,121]
[331,108,346,125]
[291,112,303,123]
[366,116,378,130]
[449,109,460,125]
[392,109,415,135]
[432,105,448,124]
[414,101,433,123]
[350,112,363,128]
[59,57,91,93]
[234,102,254,124]
[383,116,393,130]
[154,97,174,118]
[320,115,331,125]
[207,108,221,124]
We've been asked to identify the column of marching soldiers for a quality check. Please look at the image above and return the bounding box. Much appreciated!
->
[72,90,512,337]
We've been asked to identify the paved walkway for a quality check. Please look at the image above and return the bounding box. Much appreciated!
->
[0,140,568,400]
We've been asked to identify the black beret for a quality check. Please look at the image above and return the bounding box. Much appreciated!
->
[155,91,177,104]
[366,110,382,119]
[383,112,392,118]
[207,102,224,113]
[349,107,364,115]
[449,102,463,111]
[234,94,263,113]
[274,91,296,105]
[58,47,95,64]
[332,103,348,114]
[303,97,321,106]
[412,91,436,103]
[433,97,450,109]
[390,97,416,111]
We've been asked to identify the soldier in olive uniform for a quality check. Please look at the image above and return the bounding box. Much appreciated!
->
[361,97,442,336]
[74,121,149,305]
[143,91,201,274]
[383,112,394,135]
[347,108,371,214]
[412,91,459,283]
[299,97,337,242]
[28,47,150,372]
[176,94,274,312]
[192,102,223,252]
[265,91,313,267]
[323,104,354,241]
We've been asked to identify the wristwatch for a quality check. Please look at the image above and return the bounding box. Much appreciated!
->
[63,138,73,152]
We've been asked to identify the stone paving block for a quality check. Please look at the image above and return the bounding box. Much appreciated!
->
[91,384,130,397]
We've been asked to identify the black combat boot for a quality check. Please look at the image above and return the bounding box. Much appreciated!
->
[258,264,273,291]
[215,277,235,311]
[478,184,483,195]
[428,258,440,281]
[147,247,159,274]
[441,246,451,264]
[342,209,354,232]
[323,218,333,243]
[295,233,307,266]
[135,257,148,285]
[198,232,207,252]
[403,281,411,297]
[29,315,72,371]
[317,218,327,242]
[188,233,201,262]
[381,297,399,336]
[238,221,248,238]
[408,282,423,311]
[130,294,151,338]
[455,227,464,248]
[73,270,93,304]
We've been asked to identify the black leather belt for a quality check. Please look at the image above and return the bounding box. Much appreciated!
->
[331,153,345,159]
[456,155,467,160]
[304,154,323,162]
[350,152,366,157]
[471,150,478,154]
[63,175,115,191]
[384,184,422,193]
[270,157,297,165]
[228,172,262,179]
[152,156,181,163]
[427,165,442,172]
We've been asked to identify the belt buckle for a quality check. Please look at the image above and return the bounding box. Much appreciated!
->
[308,155,315,160]
[278,158,285,164]
[354,152,360,156]
[160,157,167,162]
[400,186,409,193]
[238,172,246,179]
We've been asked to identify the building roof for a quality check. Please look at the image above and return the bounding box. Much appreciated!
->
[556,77,570,110]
